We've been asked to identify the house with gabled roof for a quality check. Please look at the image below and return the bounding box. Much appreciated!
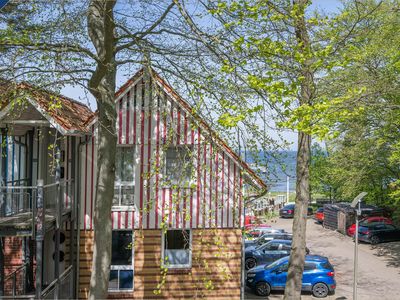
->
[0,68,266,299]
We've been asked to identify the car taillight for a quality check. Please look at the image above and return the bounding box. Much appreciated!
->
[327,271,334,277]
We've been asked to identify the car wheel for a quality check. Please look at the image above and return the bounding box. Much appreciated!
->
[370,235,380,245]
[312,282,329,298]
[255,281,271,297]
[245,257,257,270]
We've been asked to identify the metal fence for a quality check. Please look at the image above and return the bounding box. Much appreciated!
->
[2,263,28,297]
[41,265,73,300]
[0,179,74,224]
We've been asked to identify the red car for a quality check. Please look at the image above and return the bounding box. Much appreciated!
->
[314,207,324,224]
[347,216,393,236]
[245,215,271,230]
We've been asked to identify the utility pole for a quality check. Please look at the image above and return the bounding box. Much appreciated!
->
[350,192,368,300]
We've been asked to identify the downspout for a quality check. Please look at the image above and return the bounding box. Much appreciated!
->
[76,136,91,298]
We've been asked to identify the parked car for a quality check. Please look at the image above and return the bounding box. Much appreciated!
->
[279,204,313,218]
[245,232,293,249]
[358,223,400,244]
[245,223,271,230]
[314,207,324,224]
[347,216,393,236]
[245,239,309,270]
[247,227,285,238]
[246,255,336,298]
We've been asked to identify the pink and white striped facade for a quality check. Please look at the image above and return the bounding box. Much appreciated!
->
[79,70,266,231]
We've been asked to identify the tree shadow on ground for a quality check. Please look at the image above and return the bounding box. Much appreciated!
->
[371,241,400,272]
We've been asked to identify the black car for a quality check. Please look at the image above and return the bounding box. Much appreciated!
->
[245,232,293,249]
[358,223,400,244]
[279,204,313,218]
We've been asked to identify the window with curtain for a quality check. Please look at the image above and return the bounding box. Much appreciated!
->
[114,146,135,206]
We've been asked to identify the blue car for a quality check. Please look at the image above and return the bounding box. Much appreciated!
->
[245,240,293,270]
[246,255,336,298]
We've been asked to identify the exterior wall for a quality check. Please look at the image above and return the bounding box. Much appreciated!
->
[2,237,23,295]
[0,131,75,295]
[79,75,244,231]
[78,229,241,300]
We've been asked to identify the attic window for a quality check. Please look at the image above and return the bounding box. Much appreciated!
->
[164,146,193,185]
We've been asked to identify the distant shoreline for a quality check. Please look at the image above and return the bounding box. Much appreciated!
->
[244,150,297,192]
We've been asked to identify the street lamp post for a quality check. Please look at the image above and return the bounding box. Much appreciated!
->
[350,192,368,300]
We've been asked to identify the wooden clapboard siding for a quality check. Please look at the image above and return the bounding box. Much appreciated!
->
[78,69,260,231]
[78,229,242,299]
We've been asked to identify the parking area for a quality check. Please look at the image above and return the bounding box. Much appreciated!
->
[245,217,400,299]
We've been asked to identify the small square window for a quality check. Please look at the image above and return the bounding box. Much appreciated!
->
[164,146,193,185]
[162,229,191,269]
[109,231,134,292]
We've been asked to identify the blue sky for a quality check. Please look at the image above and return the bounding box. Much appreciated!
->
[310,0,343,13]
[0,0,9,10]
[61,0,343,149]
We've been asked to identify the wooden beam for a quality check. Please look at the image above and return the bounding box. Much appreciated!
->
[2,120,50,126]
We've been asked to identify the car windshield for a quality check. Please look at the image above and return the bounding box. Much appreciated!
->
[265,259,285,270]
[256,242,275,251]
[283,205,295,209]
[256,234,278,245]
[256,237,266,245]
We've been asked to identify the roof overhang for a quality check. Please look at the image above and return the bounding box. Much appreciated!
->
[0,97,88,136]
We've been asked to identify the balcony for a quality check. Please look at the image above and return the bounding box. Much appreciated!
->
[0,179,74,237]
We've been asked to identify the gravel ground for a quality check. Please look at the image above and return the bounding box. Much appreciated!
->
[245,217,400,299]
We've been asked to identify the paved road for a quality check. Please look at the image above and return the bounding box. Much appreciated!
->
[245,217,400,299]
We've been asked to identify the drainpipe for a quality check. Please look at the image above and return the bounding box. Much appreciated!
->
[75,136,91,298]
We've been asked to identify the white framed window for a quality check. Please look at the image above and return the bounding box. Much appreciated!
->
[109,230,134,291]
[114,146,135,207]
[162,229,192,269]
[164,146,193,185]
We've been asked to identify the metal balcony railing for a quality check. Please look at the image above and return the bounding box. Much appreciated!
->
[0,179,74,236]
[2,263,29,298]
[41,265,73,300]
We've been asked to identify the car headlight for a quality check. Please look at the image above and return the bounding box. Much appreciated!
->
[247,273,256,278]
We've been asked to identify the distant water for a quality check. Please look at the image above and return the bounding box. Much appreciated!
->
[244,151,297,192]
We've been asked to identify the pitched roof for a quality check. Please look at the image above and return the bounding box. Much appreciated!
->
[0,81,94,134]
[115,68,267,190]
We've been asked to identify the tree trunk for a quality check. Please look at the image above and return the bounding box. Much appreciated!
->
[284,132,311,299]
[284,0,313,299]
[87,1,117,299]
